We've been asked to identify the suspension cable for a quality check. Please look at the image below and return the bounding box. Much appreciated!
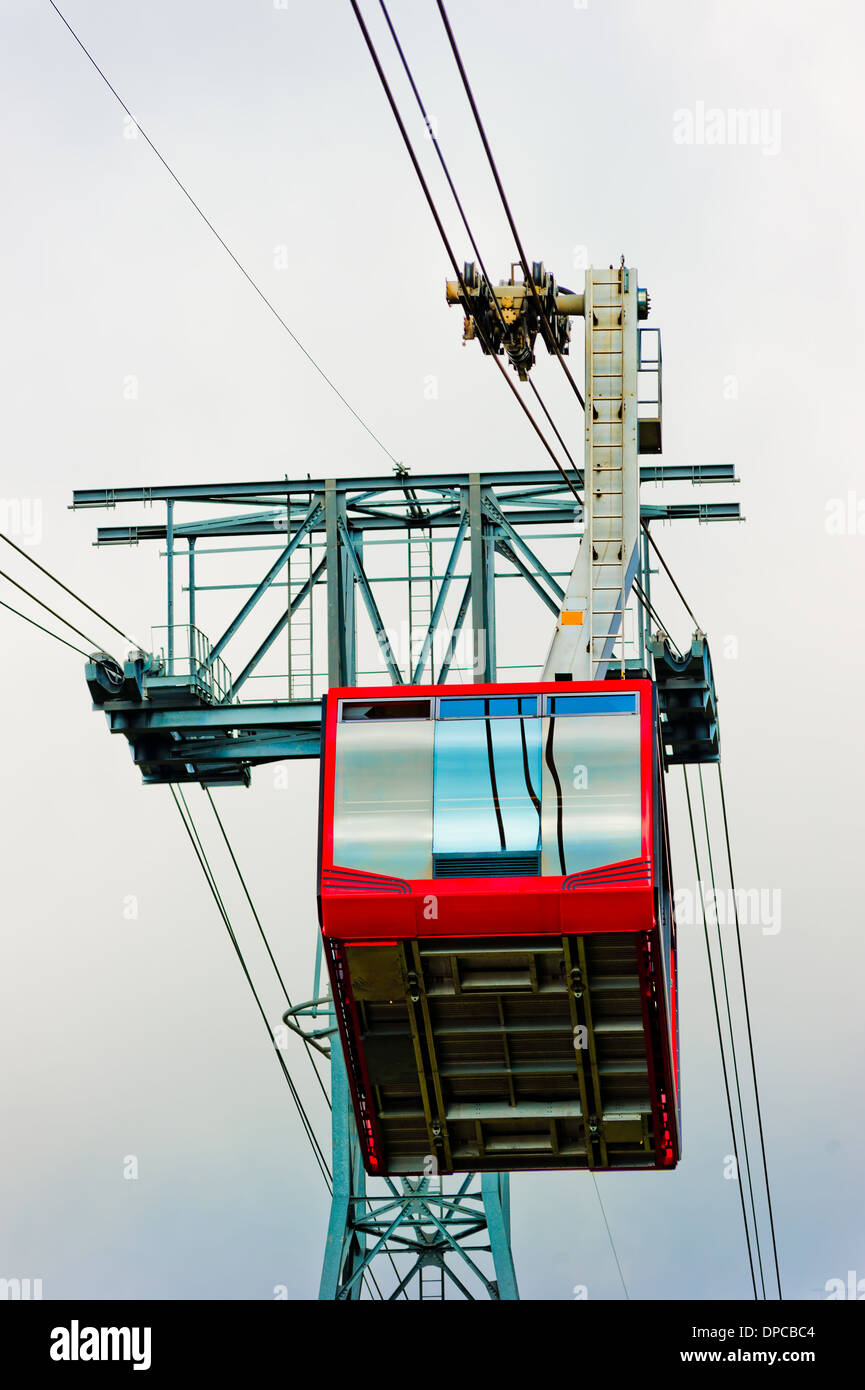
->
[632,577,682,660]
[641,521,703,632]
[381,1,708,638]
[717,763,784,1299]
[386,0,706,653]
[526,379,581,475]
[0,595,91,657]
[683,767,758,1299]
[55,0,583,503]
[170,785,333,1190]
[590,1172,629,1299]
[0,530,139,648]
[204,788,331,1110]
[435,0,585,411]
[697,767,767,1299]
[0,565,106,653]
[48,1,400,469]
[347,0,582,505]
[378,0,583,484]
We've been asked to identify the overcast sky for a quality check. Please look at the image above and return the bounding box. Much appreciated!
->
[0,0,862,1301]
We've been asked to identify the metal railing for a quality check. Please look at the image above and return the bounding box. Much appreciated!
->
[151,624,233,704]
[637,326,662,422]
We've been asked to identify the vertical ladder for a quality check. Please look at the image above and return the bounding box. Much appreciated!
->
[287,524,314,698]
[419,1262,445,1299]
[543,264,641,682]
[417,1179,446,1300]
[587,266,626,676]
[408,526,435,680]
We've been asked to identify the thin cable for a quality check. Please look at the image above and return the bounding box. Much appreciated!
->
[378,0,583,485]
[48,1,400,469]
[0,565,105,652]
[526,379,581,475]
[175,785,332,1184]
[347,0,582,505]
[683,768,758,1299]
[200,730,407,1295]
[436,0,586,410]
[170,785,333,1190]
[204,787,331,1111]
[590,1173,629,1300]
[717,763,784,1300]
[0,530,138,648]
[204,793,409,1299]
[632,577,682,659]
[697,766,767,1300]
[177,787,332,1170]
[641,522,703,631]
[0,596,90,657]
[384,3,693,640]
[174,784,332,1186]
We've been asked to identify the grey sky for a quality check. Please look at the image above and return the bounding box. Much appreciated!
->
[0,0,862,1299]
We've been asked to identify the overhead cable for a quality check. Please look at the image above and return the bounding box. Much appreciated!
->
[0,595,91,657]
[0,564,106,653]
[697,767,767,1299]
[49,0,401,468]
[170,784,333,1191]
[0,530,139,648]
[204,787,331,1111]
[683,767,759,1299]
[378,0,583,483]
[348,0,583,505]
[717,763,784,1299]
[435,1,586,411]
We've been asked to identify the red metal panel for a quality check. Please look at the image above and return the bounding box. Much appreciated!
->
[321,679,655,941]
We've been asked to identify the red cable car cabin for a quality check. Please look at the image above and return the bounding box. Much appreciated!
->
[318,679,680,1176]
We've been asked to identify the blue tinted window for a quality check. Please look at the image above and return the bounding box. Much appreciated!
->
[432,714,542,856]
[546,694,638,716]
[439,697,486,719]
[439,695,538,719]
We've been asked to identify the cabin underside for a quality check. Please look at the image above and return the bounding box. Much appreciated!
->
[328,931,675,1175]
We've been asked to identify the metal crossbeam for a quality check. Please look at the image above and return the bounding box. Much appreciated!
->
[71,463,737,513]
[89,498,737,544]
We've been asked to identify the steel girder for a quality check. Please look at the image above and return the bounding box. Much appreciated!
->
[82,468,738,785]
[72,463,737,518]
[319,1049,518,1300]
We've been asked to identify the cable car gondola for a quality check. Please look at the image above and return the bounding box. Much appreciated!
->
[318,679,679,1176]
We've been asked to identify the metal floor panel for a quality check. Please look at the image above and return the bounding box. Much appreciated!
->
[342,932,663,1173]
